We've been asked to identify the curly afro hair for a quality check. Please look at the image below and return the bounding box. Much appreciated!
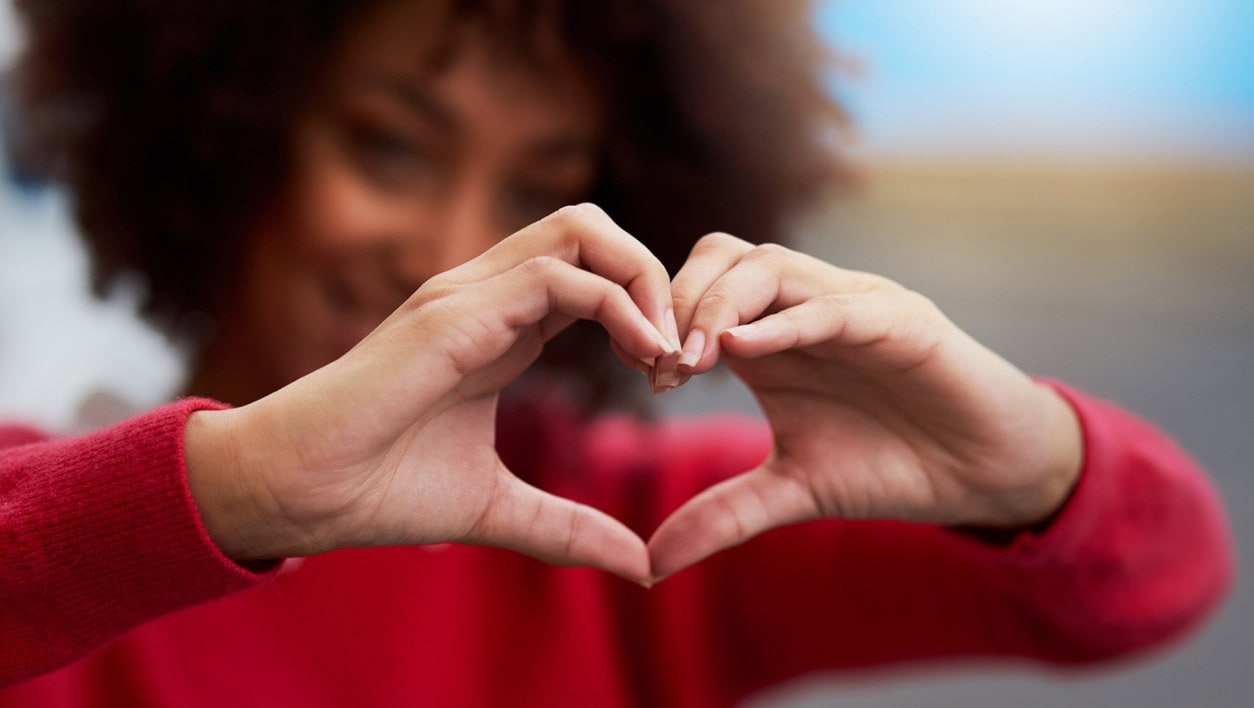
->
[14,0,850,405]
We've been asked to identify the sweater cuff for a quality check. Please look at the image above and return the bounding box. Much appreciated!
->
[54,397,278,583]
[4,398,278,676]
[945,380,1234,657]
[951,378,1226,575]
[949,379,1108,563]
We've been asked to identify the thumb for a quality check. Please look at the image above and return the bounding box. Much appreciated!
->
[466,468,651,584]
[647,461,821,581]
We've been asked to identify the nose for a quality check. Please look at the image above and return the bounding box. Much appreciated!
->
[434,204,500,273]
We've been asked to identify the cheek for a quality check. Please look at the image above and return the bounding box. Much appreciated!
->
[234,219,345,381]
[236,165,414,379]
[288,159,411,253]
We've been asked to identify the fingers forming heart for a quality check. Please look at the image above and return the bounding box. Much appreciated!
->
[464,463,652,584]
[464,226,1054,587]
[645,461,819,580]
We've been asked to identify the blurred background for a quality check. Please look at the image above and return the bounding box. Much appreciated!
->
[2,1,1251,705]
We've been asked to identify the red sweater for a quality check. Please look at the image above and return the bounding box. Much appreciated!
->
[0,383,1235,707]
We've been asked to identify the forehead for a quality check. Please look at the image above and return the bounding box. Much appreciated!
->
[326,0,596,124]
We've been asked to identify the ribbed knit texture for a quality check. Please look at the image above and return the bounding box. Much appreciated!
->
[951,382,1236,660]
[0,399,277,684]
[0,384,1235,706]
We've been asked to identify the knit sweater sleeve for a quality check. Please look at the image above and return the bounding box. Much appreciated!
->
[589,382,1235,705]
[0,399,279,687]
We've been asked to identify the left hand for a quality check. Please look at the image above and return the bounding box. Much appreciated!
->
[647,233,1083,579]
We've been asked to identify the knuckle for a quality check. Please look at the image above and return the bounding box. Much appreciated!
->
[692,288,734,322]
[807,293,847,322]
[410,277,458,308]
[745,242,793,262]
[669,287,698,314]
[519,255,564,277]
[901,288,944,322]
[548,204,580,226]
[692,231,750,255]
[545,203,612,254]
[550,202,607,228]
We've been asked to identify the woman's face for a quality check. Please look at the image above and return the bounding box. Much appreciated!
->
[211,1,599,396]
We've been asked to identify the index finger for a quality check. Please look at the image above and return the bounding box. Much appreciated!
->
[446,203,681,351]
[667,232,755,374]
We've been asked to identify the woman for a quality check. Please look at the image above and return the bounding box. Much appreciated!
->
[1,1,1234,705]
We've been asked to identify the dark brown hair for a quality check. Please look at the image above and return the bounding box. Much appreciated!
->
[14,0,849,405]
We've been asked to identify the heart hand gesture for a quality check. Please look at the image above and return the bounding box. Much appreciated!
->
[647,234,1083,579]
[186,214,1082,586]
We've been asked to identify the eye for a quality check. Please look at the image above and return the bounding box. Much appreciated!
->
[346,124,433,188]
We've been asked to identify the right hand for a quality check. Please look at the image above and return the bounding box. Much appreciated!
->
[185,204,677,583]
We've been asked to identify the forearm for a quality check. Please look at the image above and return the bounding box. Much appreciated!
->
[634,387,1234,699]
[0,400,277,687]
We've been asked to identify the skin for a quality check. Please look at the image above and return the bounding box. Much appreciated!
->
[649,235,1082,577]
[187,1,603,405]
[184,0,1083,585]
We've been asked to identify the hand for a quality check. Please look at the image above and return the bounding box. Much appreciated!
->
[648,233,1083,579]
[186,205,680,583]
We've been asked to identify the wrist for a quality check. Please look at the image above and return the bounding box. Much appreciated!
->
[184,407,289,563]
[966,382,1084,532]
[1030,382,1084,520]
[956,384,1083,542]
[1003,382,1085,527]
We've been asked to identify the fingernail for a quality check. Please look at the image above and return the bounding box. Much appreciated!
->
[652,360,682,388]
[664,308,682,353]
[724,323,758,338]
[652,334,681,393]
[677,329,705,369]
[639,356,656,368]
[653,329,675,355]
[653,367,683,390]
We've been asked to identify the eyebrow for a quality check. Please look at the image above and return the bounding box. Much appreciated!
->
[357,73,598,159]
[359,75,458,135]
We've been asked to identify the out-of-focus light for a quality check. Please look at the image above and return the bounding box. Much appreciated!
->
[820,0,1254,161]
